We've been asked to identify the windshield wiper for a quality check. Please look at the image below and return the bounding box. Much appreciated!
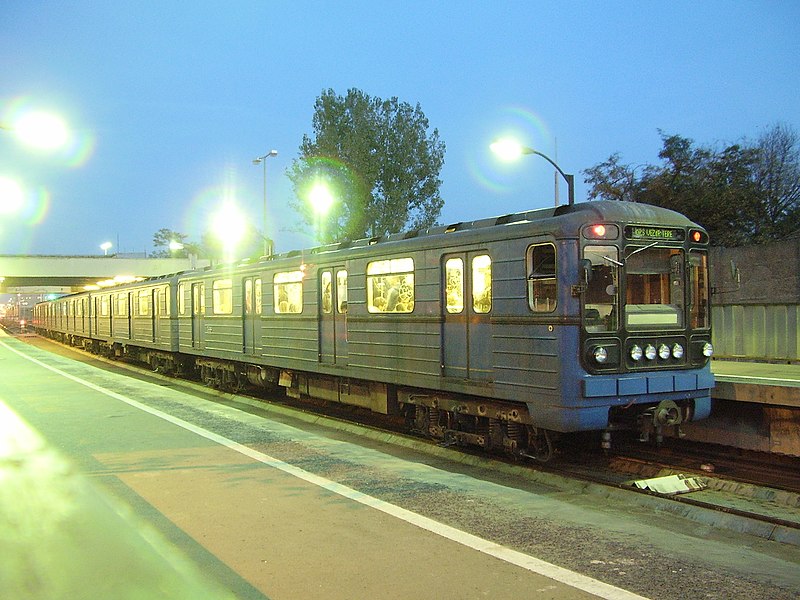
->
[625,241,659,261]
[602,254,623,267]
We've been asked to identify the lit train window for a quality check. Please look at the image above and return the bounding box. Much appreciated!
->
[138,290,151,316]
[117,293,128,316]
[274,271,304,314]
[336,271,348,314]
[255,279,262,315]
[445,258,464,314]
[321,271,333,314]
[527,243,557,312]
[178,283,186,315]
[367,257,414,313]
[100,296,109,317]
[244,279,253,314]
[212,279,232,315]
[472,255,492,314]
[689,251,709,329]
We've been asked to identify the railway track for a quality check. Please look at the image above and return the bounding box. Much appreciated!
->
[19,332,800,545]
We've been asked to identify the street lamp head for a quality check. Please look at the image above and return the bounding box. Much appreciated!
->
[309,182,335,216]
[11,111,70,150]
[490,137,575,206]
[253,149,278,164]
[490,138,531,162]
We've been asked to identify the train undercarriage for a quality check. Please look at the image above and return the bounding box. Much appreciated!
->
[38,331,691,461]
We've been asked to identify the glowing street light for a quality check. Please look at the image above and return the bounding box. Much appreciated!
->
[212,203,247,261]
[100,242,113,255]
[0,175,25,216]
[1,110,70,150]
[309,182,335,243]
[490,138,575,206]
[252,149,278,256]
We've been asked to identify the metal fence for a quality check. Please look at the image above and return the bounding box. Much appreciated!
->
[712,304,800,362]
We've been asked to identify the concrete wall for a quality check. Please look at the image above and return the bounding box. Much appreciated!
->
[710,239,800,362]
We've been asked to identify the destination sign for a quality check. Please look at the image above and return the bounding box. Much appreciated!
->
[624,225,685,241]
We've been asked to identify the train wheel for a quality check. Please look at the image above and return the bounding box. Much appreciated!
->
[521,426,554,462]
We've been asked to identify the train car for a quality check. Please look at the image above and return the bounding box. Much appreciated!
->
[34,200,715,458]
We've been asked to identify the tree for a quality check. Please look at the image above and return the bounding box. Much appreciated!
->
[583,153,642,203]
[287,88,446,243]
[151,228,201,258]
[582,125,800,246]
[752,123,800,241]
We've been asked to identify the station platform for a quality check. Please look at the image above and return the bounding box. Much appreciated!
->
[711,359,800,407]
[681,360,800,455]
[3,329,800,598]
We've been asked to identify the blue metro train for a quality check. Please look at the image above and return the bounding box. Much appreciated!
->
[34,200,714,459]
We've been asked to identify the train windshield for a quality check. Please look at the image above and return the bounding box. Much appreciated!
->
[624,246,684,329]
[584,246,619,332]
[584,245,687,331]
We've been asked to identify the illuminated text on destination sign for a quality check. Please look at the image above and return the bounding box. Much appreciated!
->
[624,226,685,241]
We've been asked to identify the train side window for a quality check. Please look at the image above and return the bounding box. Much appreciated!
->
[472,255,492,313]
[689,251,709,329]
[138,290,151,316]
[193,283,205,315]
[321,271,333,314]
[255,278,262,315]
[212,279,233,315]
[100,296,109,317]
[274,270,304,314]
[445,258,464,314]
[178,283,186,315]
[336,270,348,314]
[527,243,557,312]
[117,293,128,316]
[163,286,170,315]
[244,279,253,314]
[367,257,414,313]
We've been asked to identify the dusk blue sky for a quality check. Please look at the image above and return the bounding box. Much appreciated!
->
[2,1,798,256]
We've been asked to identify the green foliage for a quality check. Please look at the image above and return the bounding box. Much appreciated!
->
[288,88,446,243]
[583,125,800,246]
[151,228,202,258]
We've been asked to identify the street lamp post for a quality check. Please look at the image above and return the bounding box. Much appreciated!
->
[490,139,575,206]
[252,149,278,256]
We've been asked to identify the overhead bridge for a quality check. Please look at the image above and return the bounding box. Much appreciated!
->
[0,255,210,295]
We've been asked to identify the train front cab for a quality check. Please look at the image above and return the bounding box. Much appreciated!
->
[543,216,715,444]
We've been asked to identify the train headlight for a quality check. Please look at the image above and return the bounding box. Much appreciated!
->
[644,344,657,360]
[593,347,609,364]
[630,345,643,361]
[658,344,671,360]
[672,343,685,359]
[702,342,714,357]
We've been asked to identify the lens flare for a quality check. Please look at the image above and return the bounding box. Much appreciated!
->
[0,176,25,215]
[468,105,553,194]
[14,111,69,150]
[2,96,95,167]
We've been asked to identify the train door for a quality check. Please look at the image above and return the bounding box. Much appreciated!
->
[151,288,159,343]
[191,282,205,349]
[242,277,261,354]
[118,292,131,339]
[442,252,493,380]
[319,267,348,365]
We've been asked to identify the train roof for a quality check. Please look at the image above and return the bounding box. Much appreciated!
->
[41,201,702,298]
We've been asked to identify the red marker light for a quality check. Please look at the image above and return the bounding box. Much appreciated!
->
[592,225,606,237]
[692,231,701,242]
